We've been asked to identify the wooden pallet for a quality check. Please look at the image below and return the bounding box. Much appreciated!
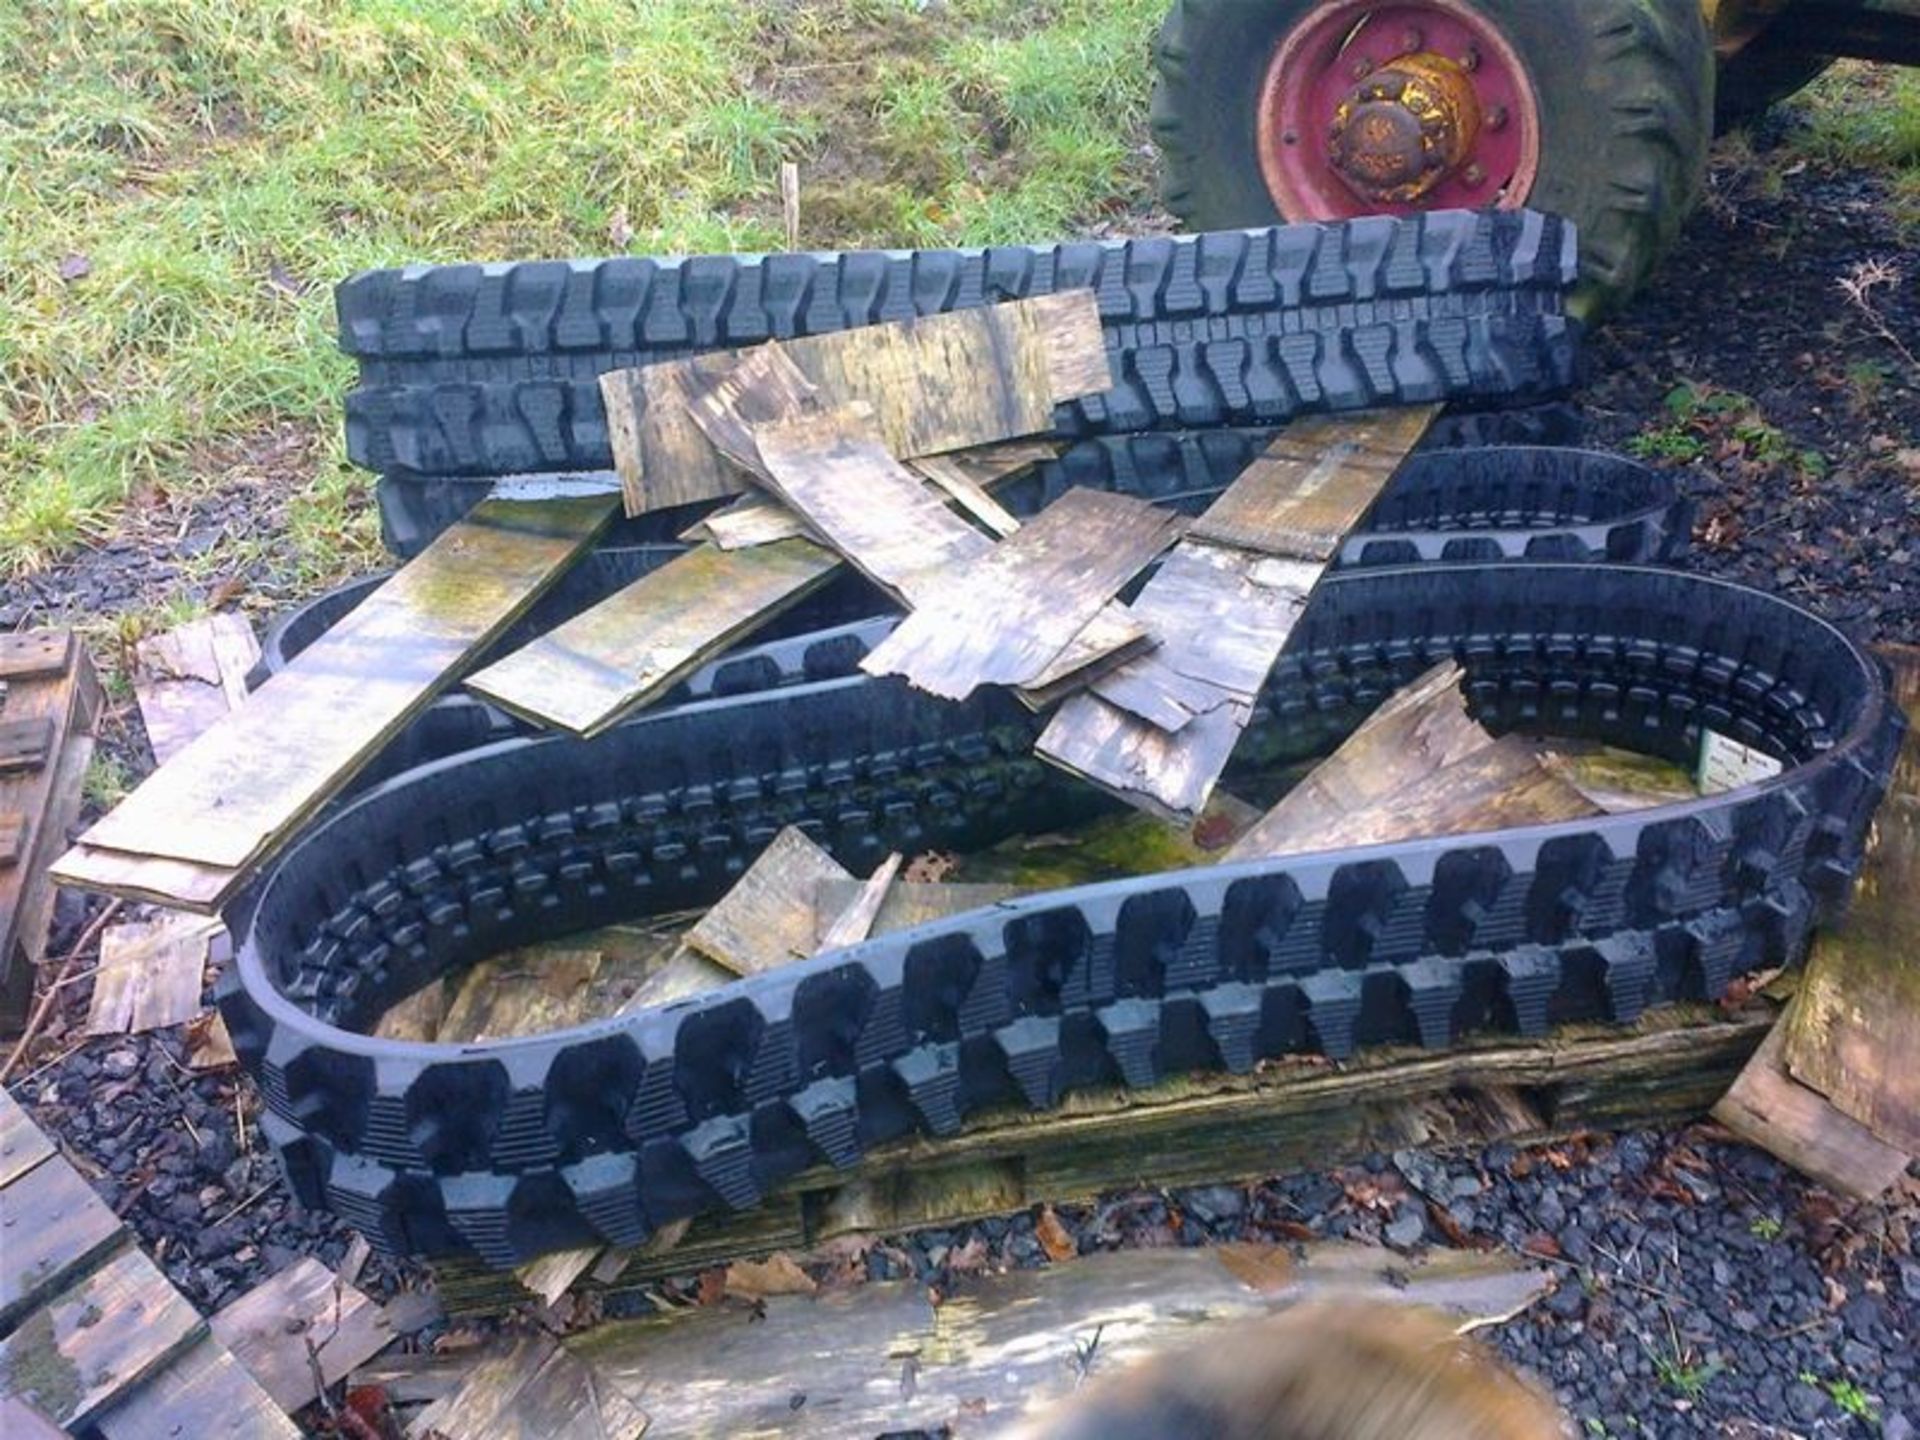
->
[431,1000,1772,1317]
[0,1087,297,1436]
[0,630,100,1033]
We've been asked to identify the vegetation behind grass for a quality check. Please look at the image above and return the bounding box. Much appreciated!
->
[0,0,1164,584]
[2,6,1915,595]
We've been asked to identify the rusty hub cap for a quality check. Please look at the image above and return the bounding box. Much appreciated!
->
[1257,1,1541,221]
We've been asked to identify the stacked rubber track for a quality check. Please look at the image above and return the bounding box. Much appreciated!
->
[221,563,1903,1267]
[255,445,1688,796]
[338,210,1579,485]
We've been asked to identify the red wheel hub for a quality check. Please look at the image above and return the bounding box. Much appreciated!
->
[1257,1,1541,219]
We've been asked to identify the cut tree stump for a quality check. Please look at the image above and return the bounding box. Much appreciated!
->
[57,494,615,909]
[603,292,1107,517]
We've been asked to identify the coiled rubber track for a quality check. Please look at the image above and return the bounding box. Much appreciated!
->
[223,562,1903,1267]
[337,211,1579,480]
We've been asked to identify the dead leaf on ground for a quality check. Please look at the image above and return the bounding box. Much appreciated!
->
[1216,1243,1296,1295]
[945,1235,992,1276]
[724,1253,817,1300]
[1035,1205,1077,1263]
[903,852,958,883]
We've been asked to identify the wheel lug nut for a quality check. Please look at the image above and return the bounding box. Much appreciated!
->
[1487,105,1509,131]
[1460,46,1481,72]
[1351,56,1374,79]
[1463,162,1487,186]
[1402,27,1424,53]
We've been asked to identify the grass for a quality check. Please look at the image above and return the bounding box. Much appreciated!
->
[0,0,1165,584]
[3,8,1916,596]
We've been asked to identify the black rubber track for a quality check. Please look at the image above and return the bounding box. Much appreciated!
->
[370,402,1588,559]
[337,212,1579,479]
[254,447,1689,799]
[221,563,1902,1266]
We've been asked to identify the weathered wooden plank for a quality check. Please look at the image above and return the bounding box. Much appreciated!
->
[1714,1010,1910,1201]
[0,814,23,869]
[0,1088,56,1189]
[1780,643,1920,1154]
[568,1244,1548,1438]
[208,1256,392,1413]
[859,489,1182,701]
[1036,409,1437,821]
[85,914,221,1037]
[0,717,53,775]
[63,495,615,889]
[0,1152,125,1330]
[45,845,236,916]
[132,614,261,765]
[608,292,1106,517]
[1186,409,1437,559]
[815,852,903,953]
[1227,663,1597,860]
[748,404,997,606]
[0,1393,68,1438]
[5,737,93,1015]
[411,1334,647,1440]
[0,1245,204,1430]
[812,880,1018,946]
[906,453,1023,538]
[0,632,73,682]
[465,536,843,738]
[684,826,852,977]
[97,1332,300,1440]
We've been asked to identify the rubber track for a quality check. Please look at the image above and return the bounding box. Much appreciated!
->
[256,446,1688,799]
[337,212,1579,479]
[221,564,1902,1266]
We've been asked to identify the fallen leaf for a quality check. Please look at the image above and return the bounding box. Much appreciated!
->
[903,852,957,883]
[725,1253,817,1300]
[1035,1205,1077,1263]
[1521,1232,1563,1260]
[609,204,634,249]
[695,1267,728,1306]
[944,1235,991,1276]
[1216,1243,1295,1295]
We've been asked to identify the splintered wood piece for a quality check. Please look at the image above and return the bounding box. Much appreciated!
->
[85,914,222,1037]
[813,880,1018,946]
[1036,410,1437,821]
[97,1331,299,1440]
[1037,549,1319,821]
[132,614,262,765]
[183,1010,239,1071]
[746,404,997,606]
[1186,408,1437,559]
[1780,644,1920,1154]
[859,490,1183,701]
[816,853,903,953]
[692,492,812,550]
[907,454,1023,537]
[465,537,842,737]
[0,1246,203,1430]
[0,1155,125,1330]
[1714,1011,1910,1201]
[412,1334,647,1440]
[685,827,854,977]
[608,291,1106,517]
[0,632,73,682]
[516,1249,605,1309]
[0,1088,56,1188]
[1226,663,1594,860]
[208,1257,392,1413]
[0,716,54,774]
[66,495,615,884]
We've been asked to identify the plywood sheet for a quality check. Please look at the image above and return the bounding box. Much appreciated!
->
[859,489,1181,701]
[683,827,853,977]
[66,494,615,879]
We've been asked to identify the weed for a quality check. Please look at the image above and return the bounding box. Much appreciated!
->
[1654,1350,1723,1401]
[1749,1215,1784,1241]
[1800,1370,1880,1423]
[82,754,131,811]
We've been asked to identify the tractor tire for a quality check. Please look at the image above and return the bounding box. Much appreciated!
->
[1150,0,1716,316]
[1715,33,1834,131]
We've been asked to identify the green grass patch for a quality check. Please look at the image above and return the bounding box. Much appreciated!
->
[1787,62,1920,230]
[0,0,1166,590]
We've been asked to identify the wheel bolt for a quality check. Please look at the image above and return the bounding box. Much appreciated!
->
[1487,105,1509,132]
[1402,27,1424,53]
[1463,162,1487,186]
[1351,56,1374,79]
[1460,45,1481,72]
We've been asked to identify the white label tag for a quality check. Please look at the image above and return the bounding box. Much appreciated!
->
[1697,729,1784,795]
